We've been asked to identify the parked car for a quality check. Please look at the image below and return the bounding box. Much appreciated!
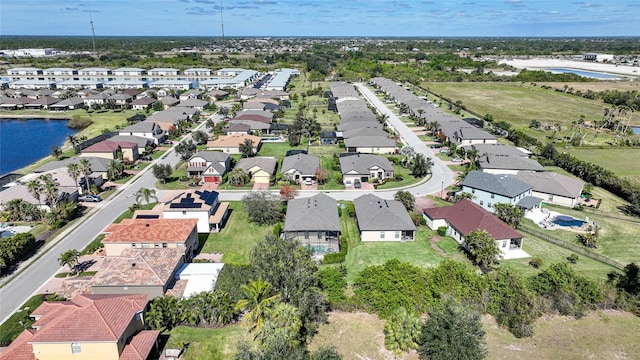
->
[439,148,449,153]
[78,194,102,202]
[451,158,464,163]
[345,180,352,188]
[354,179,362,189]
[430,144,442,149]
[163,140,173,145]
[304,178,313,186]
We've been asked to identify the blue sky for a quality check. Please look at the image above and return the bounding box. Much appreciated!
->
[1,0,638,37]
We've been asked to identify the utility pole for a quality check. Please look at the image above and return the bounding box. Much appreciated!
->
[219,0,225,42]
[89,11,97,54]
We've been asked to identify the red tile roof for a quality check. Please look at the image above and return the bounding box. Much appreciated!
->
[233,114,271,124]
[90,248,184,287]
[0,329,37,360]
[119,330,160,360]
[83,140,138,153]
[424,199,522,240]
[29,294,148,343]
[103,218,197,243]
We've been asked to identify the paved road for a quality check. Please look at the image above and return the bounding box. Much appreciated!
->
[0,85,455,324]
[0,118,208,324]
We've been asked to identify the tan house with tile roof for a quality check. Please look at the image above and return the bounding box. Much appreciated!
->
[89,248,185,300]
[81,141,139,162]
[102,218,198,259]
[0,294,158,360]
[206,133,262,154]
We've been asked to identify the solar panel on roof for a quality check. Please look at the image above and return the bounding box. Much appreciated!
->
[135,214,160,219]
[181,198,195,203]
[170,203,202,209]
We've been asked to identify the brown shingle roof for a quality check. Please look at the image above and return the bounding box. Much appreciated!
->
[206,133,262,148]
[83,140,138,153]
[424,199,522,240]
[103,218,197,243]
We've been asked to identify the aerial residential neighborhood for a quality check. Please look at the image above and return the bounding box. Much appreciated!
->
[1,4,640,359]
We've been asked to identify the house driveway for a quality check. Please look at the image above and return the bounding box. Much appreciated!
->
[253,183,269,191]
[300,182,318,190]
[349,182,375,191]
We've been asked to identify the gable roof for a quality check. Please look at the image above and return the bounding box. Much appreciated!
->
[236,157,277,174]
[121,121,160,133]
[131,97,156,106]
[34,156,114,173]
[344,135,396,148]
[339,153,393,175]
[513,171,585,198]
[108,135,152,148]
[462,170,532,197]
[353,194,416,231]
[27,294,148,343]
[82,140,138,153]
[424,199,522,240]
[103,218,197,243]
[207,133,262,148]
[119,330,160,360]
[189,151,230,175]
[281,153,320,176]
[284,193,340,232]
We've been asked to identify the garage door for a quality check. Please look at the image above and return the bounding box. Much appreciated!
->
[204,176,221,183]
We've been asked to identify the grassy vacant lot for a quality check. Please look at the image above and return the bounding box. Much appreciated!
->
[484,311,640,360]
[257,141,306,162]
[424,82,618,145]
[164,325,244,360]
[563,147,640,179]
[199,202,273,264]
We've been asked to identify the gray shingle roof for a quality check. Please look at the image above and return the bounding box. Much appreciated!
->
[516,196,544,210]
[121,121,158,133]
[462,171,532,197]
[109,135,152,148]
[339,154,393,175]
[236,157,277,174]
[466,143,528,158]
[189,151,229,175]
[284,193,340,232]
[478,154,545,172]
[513,171,585,198]
[281,154,320,176]
[34,156,115,173]
[344,136,396,148]
[353,194,416,231]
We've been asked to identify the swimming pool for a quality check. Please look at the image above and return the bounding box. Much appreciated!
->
[551,215,586,228]
[548,68,621,79]
[306,245,337,254]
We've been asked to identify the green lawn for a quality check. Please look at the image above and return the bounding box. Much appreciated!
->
[500,234,617,282]
[199,202,273,264]
[374,164,425,190]
[563,147,640,179]
[0,294,44,346]
[164,325,244,360]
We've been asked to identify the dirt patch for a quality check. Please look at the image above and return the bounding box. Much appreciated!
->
[414,196,436,212]
[429,235,446,257]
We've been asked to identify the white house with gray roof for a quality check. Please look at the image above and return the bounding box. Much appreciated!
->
[188,151,231,183]
[339,154,394,185]
[513,171,585,208]
[353,194,416,241]
[284,193,341,252]
[344,136,397,154]
[119,121,165,144]
[478,154,545,175]
[281,153,320,183]
[461,171,533,213]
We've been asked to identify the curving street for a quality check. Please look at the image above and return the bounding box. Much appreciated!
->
[0,83,455,324]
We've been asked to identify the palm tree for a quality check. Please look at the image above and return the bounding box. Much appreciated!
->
[135,188,158,207]
[26,178,44,210]
[58,249,80,274]
[107,160,124,181]
[67,162,81,192]
[235,278,280,333]
[40,174,60,209]
[79,159,92,194]
[67,134,80,154]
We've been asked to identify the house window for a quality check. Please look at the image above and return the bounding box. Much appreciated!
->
[395,231,400,239]
[380,232,385,239]
[71,343,82,354]
[162,243,168,248]
[182,211,187,215]
[502,241,507,248]
[317,231,323,239]
[488,203,492,208]
[154,243,159,248]
[132,243,136,248]
[548,195,554,201]
[491,194,495,199]
[479,200,483,206]
[141,243,149,248]
[471,189,475,194]
[304,232,309,239]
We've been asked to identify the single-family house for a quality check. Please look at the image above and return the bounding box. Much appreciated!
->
[339,153,394,185]
[33,157,113,186]
[131,97,156,110]
[102,218,199,258]
[344,136,397,154]
[187,151,231,183]
[112,67,146,76]
[108,135,154,155]
[283,193,341,253]
[175,98,209,111]
[81,140,140,162]
[236,157,277,184]
[460,170,533,212]
[0,293,158,360]
[353,194,416,241]
[0,168,80,212]
[179,89,202,101]
[281,153,320,183]
[423,199,527,259]
[83,92,110,107]
[222,122,251,135]
[206,133,262,154]
[89,248,185,300]
[107,93,133,109]
[159,96,180,108]
[320,131,338,145]
[119,121,166,145]
[22,95,59,110]
[184,68,212,76]
[478,154,545,175]
[148,67,180,76]
[49,97,85,111]
[513,171,585,208]
[162,190,230,233]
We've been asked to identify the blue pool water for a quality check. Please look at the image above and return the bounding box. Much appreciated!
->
[548,68,621,79]
[551,217,586,227]
[306,245,336,254]
[632,127,640,135]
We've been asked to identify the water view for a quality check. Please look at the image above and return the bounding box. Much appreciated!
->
[548,68,622,79]
[0,118,77,175]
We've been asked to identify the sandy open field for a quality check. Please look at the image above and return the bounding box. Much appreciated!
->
[501,58,640,78]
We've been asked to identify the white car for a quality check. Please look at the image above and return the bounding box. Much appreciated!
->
[304,178,313,186]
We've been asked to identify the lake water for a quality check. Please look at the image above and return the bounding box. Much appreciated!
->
[632,127,640,135]
[0,118,77,175]
[548,68,621,79]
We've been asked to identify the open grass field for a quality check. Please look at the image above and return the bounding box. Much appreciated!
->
[199,202,273,264]
[164,325,245,360]
[539,81,640,93]
[423,82,630,147]
[483,311,640,360]
[563,147,640,178]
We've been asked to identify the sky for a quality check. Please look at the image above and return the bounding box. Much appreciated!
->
[1,0,639,37]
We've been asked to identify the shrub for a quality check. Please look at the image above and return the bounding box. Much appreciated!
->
[437,226,447,236]
[319,266,347,306]
[567,254,579,264]
[67,115,93,129]
[323,237,348,264]
[346,202,356,217]
[81,234,105,255]
[273,223,282,237]
[529,257,543,269]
